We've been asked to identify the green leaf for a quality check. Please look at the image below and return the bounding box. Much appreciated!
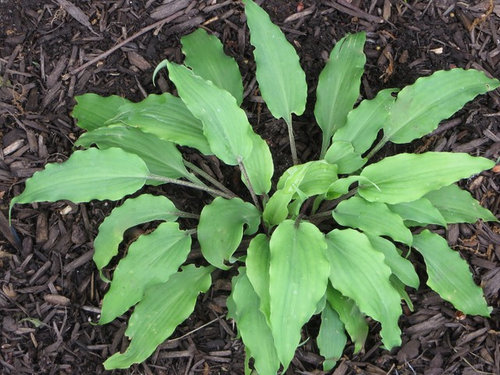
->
[391,276,414,311]
[424,184,498,223]
[230,269,280,375]
[333,196,413,245]
[244,0,307,125]
[93,194,179,274]
[76,124,191,184]
[166,62,254,165]
[314,32,366,156]
[10,148,149,211]
[198,197,261,270]
[325,229,402,349]
[366,234,419,289]
[241,132,274,195]
[326,175,374,199]
[412,230,490,316]
[99,222,191,324]
[181,29,244,105]
[246,234,271,321]
[385,68,500,144]
[103,265,212,369]
[269,220,329,369]
[317,303,347,371]
[388,198,447,227]
[331,88,396,155]
[324,141,366,174]
[72,94,129,131]
[359,152,494,204]
[326,286,368,353]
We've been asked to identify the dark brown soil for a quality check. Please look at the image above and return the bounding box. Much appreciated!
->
[1,1,500,374]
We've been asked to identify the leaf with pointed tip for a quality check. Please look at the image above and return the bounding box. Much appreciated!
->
[246,234,271,321]
[326,286,368,354]
[166,62,254,165]
[315,32,366,156]
[333,196,413,245]
[412,230,490,316]
[424,184,498,223]
[325,229,402,349]
[93,194,178,274]
[241,132,274,195]
[244,0,307,125]
[317,302,347,371]
[103,265,212,369]
[72,94,129,131]
[359,152,494,204]
[391,276,414,312]
[366,234,419,289]
[10,148,149,214]
[385,69,500,144]
[269,220,330,369]
[387,198,447,227]
[198,197,260,270]
[229,269,280,375]
[181,28,244,105]
[76,125,191,184]
[324,141,366,174]
[99,222,191,324]
[331,88,396,155]
[326,175,374,199]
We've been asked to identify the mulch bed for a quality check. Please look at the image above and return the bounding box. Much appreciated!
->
[1,0,499,374]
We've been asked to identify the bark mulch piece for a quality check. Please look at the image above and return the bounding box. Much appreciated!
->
[1,0,499,374]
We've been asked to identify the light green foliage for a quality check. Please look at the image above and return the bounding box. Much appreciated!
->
[99,222,191,324]
[243,0,307,125]
[315,32,366,156]
[198,197,260,270]
[412,230,491,316]
[9,1,498,372]
[93,194,179,275]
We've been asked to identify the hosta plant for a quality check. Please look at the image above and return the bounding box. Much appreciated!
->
[10,0,499,372]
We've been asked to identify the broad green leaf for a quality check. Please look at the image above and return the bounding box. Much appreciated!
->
[366,234,419,289]
[103,265,212,369]
[99,222,191,324]
[317,303,347,371]
[72,94,129,131]
[246,234,271,320]
[230,269,280,375]
[385,69,500,144]
[269,220,330,369]
[166,62,254,165]
[181,29,244,105]
[264,161,337,225]
[359,152,494,204]
[113,93,211,155]
[332,88,396,155]
[333,196,413,245]
[391,276,414,312]
[10,148,149,211]
[413,230,490,316]
[93,194,178,273]
[424,184,497,223]
[326,175,375,199]
[324,141,366,174]
[76,124,191,184]
[315,32,366,156]
[241,132,274,195]
[325,229,402,349]
[388,198,447,227]
[244,0,307,125]
[198,197,261,270]
[326,286,368,353]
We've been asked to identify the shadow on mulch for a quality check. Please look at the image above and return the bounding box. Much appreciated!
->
[1,0,499,374]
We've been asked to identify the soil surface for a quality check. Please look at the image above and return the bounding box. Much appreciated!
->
[1,0,500,374]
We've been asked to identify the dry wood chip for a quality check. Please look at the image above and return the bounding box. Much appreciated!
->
[43,294,70,306]
[127,51,152,71]
[151,0,190,20]
[397,339,420,363]
[46,56,68,89]
[457,327,489,346]
[406,313,447,335]
[3,139,24,155]
[56,0,94,32]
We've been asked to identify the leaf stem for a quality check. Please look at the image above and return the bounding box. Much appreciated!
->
[365,136,389,160]
[238,159,261,211]
[183,160,236,198]
[309,189,357,221]
[174,211,200,220]
[284,117,299,165]
[148,174,234,200]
